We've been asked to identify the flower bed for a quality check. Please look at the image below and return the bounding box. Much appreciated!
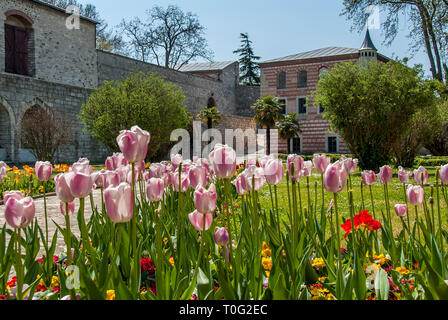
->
[1,127,448,300]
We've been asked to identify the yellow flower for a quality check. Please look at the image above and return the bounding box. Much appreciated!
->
[262,257,272,271]
[261,242,271,258]
[265,271,270,278]
[50,276,60,289]
[318,277,326,282]
[169,256,175,267]
[106,290,116,300]
[396,266,411,275]
[311,258,326,269]
[38,186,45,193]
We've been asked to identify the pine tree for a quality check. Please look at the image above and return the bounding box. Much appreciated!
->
[233,33,261,86]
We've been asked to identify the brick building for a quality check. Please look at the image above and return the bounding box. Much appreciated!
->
[0,0,259,163]
[259,30,389,155]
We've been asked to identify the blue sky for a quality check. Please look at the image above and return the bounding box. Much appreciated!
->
[80,0,430,76]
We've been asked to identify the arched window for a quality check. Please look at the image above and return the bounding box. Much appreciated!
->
[4,11,34,76]
[277,71,286,89]
[298,70,307,88]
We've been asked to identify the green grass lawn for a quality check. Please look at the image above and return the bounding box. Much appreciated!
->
[254,167,448,237]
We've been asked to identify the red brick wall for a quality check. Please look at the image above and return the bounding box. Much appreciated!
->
[260,56,355,154]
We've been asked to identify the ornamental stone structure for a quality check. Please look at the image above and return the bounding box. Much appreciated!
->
[0,0,259,164]
[259,29,389,155]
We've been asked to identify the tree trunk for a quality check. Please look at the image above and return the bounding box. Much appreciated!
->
[418,4,440,80]
[266,126,271,155]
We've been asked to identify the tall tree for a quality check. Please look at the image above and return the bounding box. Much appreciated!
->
[342,0,448,82]
[120,5,213,69]
[233,33,261,86]
[42,0,126,54]
[276,113,301,153]
[252,95,284,155]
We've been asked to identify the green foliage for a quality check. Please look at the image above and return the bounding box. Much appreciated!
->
[233,33,261,86]
[276,113,301,140]
[314,60,439,170]
[251,95,284,128]
[79,71,190,161]
[196,106,223,125]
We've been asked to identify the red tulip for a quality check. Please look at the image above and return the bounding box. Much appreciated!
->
[5,196,35,229]
[35,161,53,182]
[188,210,213,232]
[116,125,150,163]
[194,184,217,214]
[104,182,134,223]
[146,178,164,202]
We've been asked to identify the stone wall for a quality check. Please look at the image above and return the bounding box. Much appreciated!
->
[0,72,108,163]
[97,51,239,117]
[0,0,98,88]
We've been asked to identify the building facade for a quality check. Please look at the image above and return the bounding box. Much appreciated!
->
[259,30,388,155]
[0,0,259,164]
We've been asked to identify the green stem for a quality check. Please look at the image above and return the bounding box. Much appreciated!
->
[65,202,72,266]
[131,162,138,294]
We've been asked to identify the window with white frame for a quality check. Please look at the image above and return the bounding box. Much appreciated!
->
[326,136,338,153]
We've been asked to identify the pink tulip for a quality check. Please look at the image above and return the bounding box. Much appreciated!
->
[259,155,274,168]
[302,161,313,177]
[5,196,35,229]
[194,184,217,214]
[232,175,248,195]
[188,210,213,232]
[413,166,428,185]
[149,163,166,179]
[116,125,150,163]
[104,182,134,223]
[92,170,107,189]
[67,171,93,198]
[60,201,75,216]
[189,165,208,189]
[146,178,164,202]
[243,166,266,191]
[209,144,237,179]
[264,159,284,186]
[313,154,331,174]
[105,153,127,171]
[323,161,347,193]
[70,158,93,175]
[0,161,7,183]
[3,191,25,205]
[171,154,183,169]
[54,173,75,203]
[103,170,121,189]
[135,160,147,177]
[214,227,229,246]
[173,172,190,192]
[35,161,53,182]
[361,170,376,186]
[340,156,358,174]
[287,154,304,182]
[126,166,140,184]
[394,204,407,217]
[439,164,448,185]
[407,185,424,206]
[398,166,412,184]
[378,165,393,184]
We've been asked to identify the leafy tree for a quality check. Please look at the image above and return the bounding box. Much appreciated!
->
[18,105,75,162]
[342,0,448,82]
[42,0,125,54]
[315,60,438,170]
[425,85,448,155]
[119,5,213,69]
[196,106,223,130]
[233,33,261,86]
[276,113,301,154]
[79,71,190,161]
[251,95,284,155]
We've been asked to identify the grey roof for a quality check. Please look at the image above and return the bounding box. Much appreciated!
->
[260,47,360,64]
[178,61,236,72]
[31,0,99,24]
[360,29,377,51]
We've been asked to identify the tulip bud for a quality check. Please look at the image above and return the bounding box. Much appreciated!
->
[173,172,190,192]
[105,153,128,171]
[287,154,304,182]
[146,178,164,202]
[398,166,412,184]
[209,144,236,179]
[439,164,448,185]
[189,165,208,189]
[54,173,75,203]
[407,185,424,206]
[35,161,53,182]
[116,125,150,163]
[313,154,331,174]
[394,204,407,217]
[361,170,376,186]
[104,182,134,223]
[413,166,428,185]
[264,159,284,185]
[323,161,347,193]
[188,210,213,232]
[378,165,393,184]
[5,196,35,229]
[194,184,217,214]
[214,227,229,246]
[60,201,75,216]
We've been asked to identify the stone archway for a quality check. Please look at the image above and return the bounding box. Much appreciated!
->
[0,97,16,162]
